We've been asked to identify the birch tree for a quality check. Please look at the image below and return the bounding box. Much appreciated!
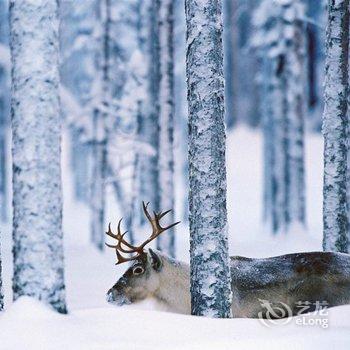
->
[10,0,67,313]
[157,0,176,257]
[185,0,232,317]
[322,0,349,253]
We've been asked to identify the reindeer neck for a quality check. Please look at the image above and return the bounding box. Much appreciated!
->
[154,256,191,314]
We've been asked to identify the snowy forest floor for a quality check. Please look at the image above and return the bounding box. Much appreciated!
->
[1,127,350,349]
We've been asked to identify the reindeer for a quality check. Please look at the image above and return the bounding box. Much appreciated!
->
[106,202,350,318]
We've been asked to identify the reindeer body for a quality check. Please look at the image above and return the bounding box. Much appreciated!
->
[230,252,350,317]
[106,204,350,318]
[107,250,350,318]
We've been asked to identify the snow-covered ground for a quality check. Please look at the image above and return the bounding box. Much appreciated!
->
[1,127,349,350]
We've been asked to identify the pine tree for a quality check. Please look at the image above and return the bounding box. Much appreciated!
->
[157,0,176,257]
[10,0,67,313]
[185,0,232,317]
[322,0,349,253]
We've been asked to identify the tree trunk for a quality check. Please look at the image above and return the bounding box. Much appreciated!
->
[185,0,232,318]
[90,0,111,250]
[285,10,306,226]
[322,0,349,253]
[157,0,176,257]
[271,54,288,233]
[258,0,306,233]
[0,79,7,222]
[223,0,238,129]
[139,0,160,221]
[10,0,67,313]
[0,238,3,311]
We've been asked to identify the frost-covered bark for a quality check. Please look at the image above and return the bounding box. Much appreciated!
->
[157,0,175,257]
[10,0,67,313]
[185,0,232,318]
[322,0,349,253]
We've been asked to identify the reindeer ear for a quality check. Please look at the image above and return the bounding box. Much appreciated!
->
[149,248,162,271]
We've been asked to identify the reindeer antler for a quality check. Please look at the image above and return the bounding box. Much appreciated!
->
[105,201,180,265]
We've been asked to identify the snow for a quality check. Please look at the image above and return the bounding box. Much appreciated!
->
[1,127,348,349]
[1,296,350,350]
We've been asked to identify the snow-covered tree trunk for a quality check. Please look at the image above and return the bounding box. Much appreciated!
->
[0,0,9,223]
[185,0,232,318]
[0,66,7,222]
[223,0,238,129]
[90,111,107,250]
[271,54,288,233]
[90,0,110,250]
[139,0,160,220]
[285,6,306,227]
[0,238,3,311]
[254,0,306,233]
[157,0,176,257]
[10,0,67,313]
[322,0,349,253]
[70,130,90,203]
[261,57,274,224]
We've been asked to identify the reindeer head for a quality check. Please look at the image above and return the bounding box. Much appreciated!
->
[106,202,179,306]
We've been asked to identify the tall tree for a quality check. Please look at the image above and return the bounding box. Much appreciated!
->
[223,0,238,129]
[60,0,96,204]
[139,0,160,222]
[185,0,232,317]
[0,64,8,223]
[285,0,306,227]
[157,0,176,257]
[322,0,349,253]
[90,0,110,250]
[10,0,67,312]
[0,0,9,223]
[253,0,306,233]
[0,238,3,311]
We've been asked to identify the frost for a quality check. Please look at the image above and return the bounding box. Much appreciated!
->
[10,0,67,313]
[186,0,232,318]
[322,0,349,252]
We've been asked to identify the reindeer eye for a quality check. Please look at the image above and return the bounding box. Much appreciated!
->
[133,266,144,275]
